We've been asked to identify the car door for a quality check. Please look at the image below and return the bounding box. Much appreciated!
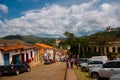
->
[3,65,10,73]
[113,61,120,74]
[99,62,117,78]
[13,61,27,72]
[14,64,26,72]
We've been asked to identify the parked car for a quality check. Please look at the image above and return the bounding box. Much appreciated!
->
[79,58,89,63]
[51,59,56,63]
[60,58,66,62]
[89,60,120,79]
[109,73,120,80]
[44,59,52,64]
[0,61,30,76]
[80,60,105,72]
[89,56,108,62]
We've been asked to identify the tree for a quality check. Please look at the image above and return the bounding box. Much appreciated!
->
[107,52,118,60]
[63,31,78,56]
[64,31,76,45]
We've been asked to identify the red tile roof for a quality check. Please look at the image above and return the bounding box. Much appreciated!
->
[23,44,39,50]
[0,45,23,51]
[39,48,45,55]
[35,43,53,49]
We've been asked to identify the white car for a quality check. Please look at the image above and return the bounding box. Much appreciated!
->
[110,73,120,80]
[80,60,106,72]
[89,60,120,79]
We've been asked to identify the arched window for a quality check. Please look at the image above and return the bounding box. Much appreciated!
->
[93,47,97,53]
[106,47,109,53]
[102,47,104,53]
[112,47,116,53]
[98,47,101,53]
[117,47,120,53]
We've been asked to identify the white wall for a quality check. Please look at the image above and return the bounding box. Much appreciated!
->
[47,49,53,60]
[22,49,35,62]
[49,49,53,60]
[0,51,4,65]
[55,52,61,60]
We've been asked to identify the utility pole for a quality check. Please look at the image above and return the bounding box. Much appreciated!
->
[78,43,80,58]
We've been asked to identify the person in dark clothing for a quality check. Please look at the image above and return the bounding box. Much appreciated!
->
[75,58,79,69]
[66,58,69,68]
[70,58,73,68]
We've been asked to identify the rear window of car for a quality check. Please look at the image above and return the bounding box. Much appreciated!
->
[103,61,120,68]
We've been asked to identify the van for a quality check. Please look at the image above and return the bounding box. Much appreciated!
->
[88,56,108,62]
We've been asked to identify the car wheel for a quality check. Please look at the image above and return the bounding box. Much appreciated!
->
[15,70,19,75]
[92,73,99,79]
[81,67,86,72]
[27,68,31,72]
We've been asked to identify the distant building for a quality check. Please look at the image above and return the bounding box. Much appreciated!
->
[88,41,120,59]
[55,39,61,47]
[106,26,120,32]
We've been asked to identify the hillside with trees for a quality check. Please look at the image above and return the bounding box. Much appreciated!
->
[2,35,57,46]
[3,35,42,44]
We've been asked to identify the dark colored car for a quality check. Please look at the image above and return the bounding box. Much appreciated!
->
[0,61,30,76]
[44,59,52,64]
[60,58,66,62]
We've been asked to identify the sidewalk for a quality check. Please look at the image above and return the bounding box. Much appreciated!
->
[66,68,78,80]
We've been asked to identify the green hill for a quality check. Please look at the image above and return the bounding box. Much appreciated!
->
[0,39,26,46]
[3,35,41,44]
[88,30,120,42]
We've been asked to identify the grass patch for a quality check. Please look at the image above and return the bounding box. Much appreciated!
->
[73,65,94,80]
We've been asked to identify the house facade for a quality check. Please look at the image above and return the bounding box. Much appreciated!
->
[0,45,23,65]
[54,48,66,61]
[0,43,40,67]
[35,43,54,61]
[21,44,40,67]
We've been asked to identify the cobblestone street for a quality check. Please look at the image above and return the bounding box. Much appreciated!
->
[0,62,66,80]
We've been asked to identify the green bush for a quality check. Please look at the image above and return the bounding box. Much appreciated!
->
[107,52,118,60]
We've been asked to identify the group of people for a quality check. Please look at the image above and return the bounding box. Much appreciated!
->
[66,57,79,69]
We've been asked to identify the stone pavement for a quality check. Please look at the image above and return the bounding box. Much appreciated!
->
[66,68,78,80]
[0,62,66,80]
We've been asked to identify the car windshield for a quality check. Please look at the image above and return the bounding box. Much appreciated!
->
[79,58,89,63]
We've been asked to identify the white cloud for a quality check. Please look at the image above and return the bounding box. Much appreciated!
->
[0,0,120,37]
[0,4,8,13]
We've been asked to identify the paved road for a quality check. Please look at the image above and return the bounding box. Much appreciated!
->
[0,62,66,80]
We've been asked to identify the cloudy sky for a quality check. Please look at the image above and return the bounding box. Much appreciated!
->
[0,0,120,38]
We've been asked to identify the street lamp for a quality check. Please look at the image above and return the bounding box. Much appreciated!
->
[66,45,71,58]
[67,45,71,50]
[78,43,80,58]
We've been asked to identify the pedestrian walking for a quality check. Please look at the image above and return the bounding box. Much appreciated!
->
[75,58,79,69]
[70,57,74,68]
[66,58,69,68]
